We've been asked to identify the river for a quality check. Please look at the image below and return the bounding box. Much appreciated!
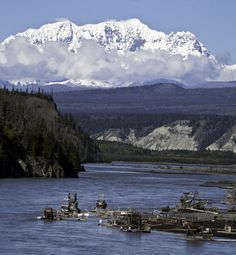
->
[1,162,236,254]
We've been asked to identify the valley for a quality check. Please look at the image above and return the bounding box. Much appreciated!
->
[53,83,236,158]
[1,2,236,255]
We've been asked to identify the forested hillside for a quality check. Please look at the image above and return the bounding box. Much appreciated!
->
[74,113,236,153]
[0,88,99,178]
[54,83,236,115]
[75,113,236,139]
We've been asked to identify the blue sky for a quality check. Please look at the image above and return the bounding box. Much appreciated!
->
[0,0,236,63]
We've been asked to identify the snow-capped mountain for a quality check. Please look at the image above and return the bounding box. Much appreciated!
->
[4,19,213,59]
[2,18,235,88]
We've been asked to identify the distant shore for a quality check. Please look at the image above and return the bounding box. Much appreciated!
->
[148,162,236,176]
[87,161,236,176]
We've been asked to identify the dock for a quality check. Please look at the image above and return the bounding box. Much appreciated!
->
[38,187,236,239]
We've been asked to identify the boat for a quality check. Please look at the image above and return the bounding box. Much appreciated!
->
[215,224,236,239]
[58,192,81,218]
[95,193,107,210]
[41,207,58,220]
[38,192,88,220]
[176,191,208,211]
[120,224,151,233]
[223,184,236,205]
[186,226,213,241]
[119,211,151,233]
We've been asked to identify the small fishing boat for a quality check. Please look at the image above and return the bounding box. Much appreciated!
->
[37,192,89,220]
[186,226,213,241]
[95,193,107,210]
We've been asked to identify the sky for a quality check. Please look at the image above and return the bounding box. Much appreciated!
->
[0,0,236,85]
[0,0,236,63]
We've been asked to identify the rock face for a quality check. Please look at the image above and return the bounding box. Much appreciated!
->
[207,126,236,153]
[94,119,236,152]
[135,121,198,151]
[97,128,136,143]
[18,157,78,178]
[95,120,199,151]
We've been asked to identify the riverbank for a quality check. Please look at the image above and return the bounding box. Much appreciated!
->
[139,162,236,176]
[98,140,236,165]
[88,161,236,176]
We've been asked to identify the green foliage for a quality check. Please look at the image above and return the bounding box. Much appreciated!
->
[0,127,25,177]
[74,113,235,133]
[0,87,99,177]
[72,113,236,150]
[54,84,236,116]
[98,140,236,165]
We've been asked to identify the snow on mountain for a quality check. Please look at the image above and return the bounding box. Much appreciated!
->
[44,79,127,88]
[3,19,213,59]
[1,18,231,88]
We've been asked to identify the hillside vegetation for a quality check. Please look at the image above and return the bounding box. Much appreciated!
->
[54,83,236,115]
[98,140,236,165]
[53,83,236,163]
[0,88,99,178]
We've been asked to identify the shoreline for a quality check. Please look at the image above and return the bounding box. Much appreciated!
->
[87,161,236,176]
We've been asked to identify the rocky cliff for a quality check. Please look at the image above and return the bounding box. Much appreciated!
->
[0,88,99,178]
[207,126,236,153]
[94,119,236,152]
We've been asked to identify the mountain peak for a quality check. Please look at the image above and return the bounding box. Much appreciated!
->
[83,18,146,28]
[52,18,74,24]
[0,18,219,88]
[15,19,79,48]
[21,19,77,34]
[2,18,212,59]
[44,19,77,31]
[121,18,143,23]
[104,18,147,28]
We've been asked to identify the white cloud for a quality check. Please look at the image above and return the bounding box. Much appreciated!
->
[52,18,70,23]
[0,37,235,86]
[218,64,236,81]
